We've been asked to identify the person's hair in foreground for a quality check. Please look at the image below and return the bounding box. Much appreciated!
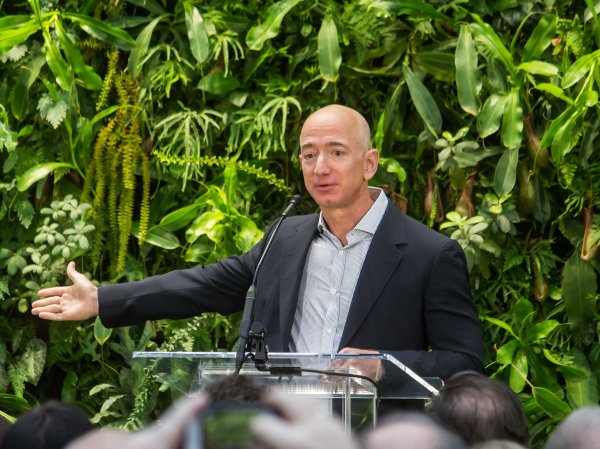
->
[0,400,95,449]
[544,406,600,449]
[203,373,266,404]
[427,371,529,447]
[363,411,468,449]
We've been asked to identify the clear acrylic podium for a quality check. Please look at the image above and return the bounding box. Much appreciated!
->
[132,351,442,430]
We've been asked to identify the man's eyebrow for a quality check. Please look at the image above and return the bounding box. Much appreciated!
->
[300,140,348,150]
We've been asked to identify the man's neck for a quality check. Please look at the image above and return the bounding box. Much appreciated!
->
[322,189,378,246]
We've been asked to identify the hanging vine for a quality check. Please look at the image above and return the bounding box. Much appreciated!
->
[82,50,151,279]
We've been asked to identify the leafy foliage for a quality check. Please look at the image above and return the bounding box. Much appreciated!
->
[0,1,599,446]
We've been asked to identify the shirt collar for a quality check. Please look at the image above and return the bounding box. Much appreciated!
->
[317,187,388,236]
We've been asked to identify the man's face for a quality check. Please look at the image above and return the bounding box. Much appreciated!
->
[299,108,377,212]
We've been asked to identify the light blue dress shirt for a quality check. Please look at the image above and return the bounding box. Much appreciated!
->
[290,187,388,353]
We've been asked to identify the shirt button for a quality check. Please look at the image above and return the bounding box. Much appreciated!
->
[327,328,333,334]
[338,250,344,256]
[330,287,336,295]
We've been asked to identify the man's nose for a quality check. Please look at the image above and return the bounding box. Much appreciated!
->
[314,153,331,175]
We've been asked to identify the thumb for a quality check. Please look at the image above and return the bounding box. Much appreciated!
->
[66,261,85,285]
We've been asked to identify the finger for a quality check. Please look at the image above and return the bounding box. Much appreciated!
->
[32,304,63,315]
[251,415,304,449]
[37,287,66,297]
[32,297,61,308]
[38,312,64,321]
[262,391,320,421]
[148,394,208,442]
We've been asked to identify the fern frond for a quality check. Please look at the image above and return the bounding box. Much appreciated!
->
[153,151,292,194]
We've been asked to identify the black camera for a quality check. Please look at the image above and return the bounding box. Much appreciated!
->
[183,402,276,449]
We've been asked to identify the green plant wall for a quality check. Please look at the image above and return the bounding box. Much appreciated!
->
[0,0,598,446]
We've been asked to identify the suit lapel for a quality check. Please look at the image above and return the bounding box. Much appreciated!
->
[278,215,319,350]
[339,203,408,349]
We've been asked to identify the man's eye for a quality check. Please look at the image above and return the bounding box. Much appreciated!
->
[333,151,344,157]
[302,153,316,160]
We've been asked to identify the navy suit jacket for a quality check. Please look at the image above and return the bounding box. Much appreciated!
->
[99,202,483,384]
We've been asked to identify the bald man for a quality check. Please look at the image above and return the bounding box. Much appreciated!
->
[32,105,483,392]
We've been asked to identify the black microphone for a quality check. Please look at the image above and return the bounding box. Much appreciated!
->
[235,194,302,373]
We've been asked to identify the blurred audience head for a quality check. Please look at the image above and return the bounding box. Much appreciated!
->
[472,440,528,449]
[0,416,10,447]
[427,371,529,447]
[0,400,95,449]
[204,373,266,404]
[363,411,468,449]
[544,406,600,449]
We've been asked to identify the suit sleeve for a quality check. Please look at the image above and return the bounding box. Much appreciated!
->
[381,239,483,388]
[98,244,262,328]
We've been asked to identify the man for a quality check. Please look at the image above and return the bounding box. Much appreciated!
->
[32,104,483,389]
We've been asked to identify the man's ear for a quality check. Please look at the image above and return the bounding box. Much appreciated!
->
[364,149,379,180]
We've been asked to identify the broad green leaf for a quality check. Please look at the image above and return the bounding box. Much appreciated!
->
[562,49,600,88]
[539,105,576,148]
[43,30,72,92]
[0,393,30,415]
[185,4,210,65]
[477,94,506,138]
[0,15,31,30]
[403,65,442,137]
[412,52,455,82]
[510,349,528,392]
[141,226,180,249]
[525,320,559,342]
[494,147,519,195]
[501,89,523,149]
[128,16,163,77]
[94,317,112,345]
[469,18,514,75]
[17,162,74,192]
[496,339,520,365]
[532,387,571,419]
[516,61,559,77]
[64,13,137,50]
[564,350,598,407]
[234,216,263,251]
[562,252,597,342]
[0,19,38,51]
[246,0,302,51]
[522,14,557,61]
[159,204,202,231]
[483,316,519,339]
[318,17,342,83]
[11,55,46,120]
[197,72,240,95]
[535,83,574,105]
[186,211,226,243]
[55,19,102,90]
[456,26,481,115]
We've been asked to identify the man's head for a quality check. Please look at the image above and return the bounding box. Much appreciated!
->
[364,412,467,449]
[427,371,529,447]
[544,406,600,449]
[299,105,378,215]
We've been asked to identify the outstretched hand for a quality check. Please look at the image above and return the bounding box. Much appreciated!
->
[32,261,99,321]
